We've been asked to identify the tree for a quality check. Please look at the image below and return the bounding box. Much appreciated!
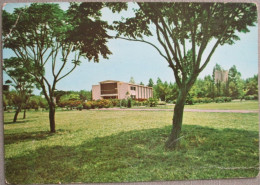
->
[129,77,135,84]
[3,57,38,122]
[148,78,154,87]
[245,75,258,96]
[228,65,243,98]
[114,2,257,149]
[79,90,92,101]
[3,3,113,132]
[155,80,170,101]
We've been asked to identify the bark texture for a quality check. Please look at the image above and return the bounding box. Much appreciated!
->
[165,88,188,149]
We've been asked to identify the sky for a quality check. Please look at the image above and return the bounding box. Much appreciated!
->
[2,2,258,94]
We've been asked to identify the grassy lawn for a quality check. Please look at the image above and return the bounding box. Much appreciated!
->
[132,100,259,110]
[4,109,259,184]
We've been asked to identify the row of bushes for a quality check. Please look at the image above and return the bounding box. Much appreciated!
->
[82,98,158,109]
[244,94,258,100]
[186,97,232,105]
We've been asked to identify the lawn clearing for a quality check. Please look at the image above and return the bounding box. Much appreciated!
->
[132,100,259,110]
[4,109,259,184]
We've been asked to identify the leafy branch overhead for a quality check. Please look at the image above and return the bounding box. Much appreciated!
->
[114,2,257,88]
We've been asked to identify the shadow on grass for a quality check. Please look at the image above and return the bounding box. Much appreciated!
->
[5,125,259,184]
[4,119,35,125]
[4,129,67,145]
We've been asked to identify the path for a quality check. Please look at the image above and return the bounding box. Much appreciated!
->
[92,108,258,114]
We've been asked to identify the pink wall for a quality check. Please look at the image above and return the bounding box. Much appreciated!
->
[92,85,101,100]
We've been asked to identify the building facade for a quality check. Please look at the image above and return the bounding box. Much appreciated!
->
[92,80,153,100]
[214,70,229,83]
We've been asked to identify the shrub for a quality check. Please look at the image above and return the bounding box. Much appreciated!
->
[127,98,132,108]
[157,101,166,105]
[143,100,149,106]
[29,100,38,110]
[110,99,120,107]
[148,98,158,107]
[244,95,258,100]
[186,96,194,105]
[96,99,112,108]
[83,102,92,109]
[120,99,127,108]
[77,104,83,111]
[68,100,82,109]
[214,97,231,103]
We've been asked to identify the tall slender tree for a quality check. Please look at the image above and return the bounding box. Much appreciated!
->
[114,2,257,149]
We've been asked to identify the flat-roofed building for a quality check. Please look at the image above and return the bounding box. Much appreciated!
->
[92,80,153,100]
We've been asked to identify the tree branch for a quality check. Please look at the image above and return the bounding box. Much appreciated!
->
[56,63,77,83]
[115,36,169,61]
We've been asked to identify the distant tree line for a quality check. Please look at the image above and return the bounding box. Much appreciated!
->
[148,64,258,104]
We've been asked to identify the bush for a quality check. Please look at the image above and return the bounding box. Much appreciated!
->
[77,104,83,111]
[68,100,82,109]
[214,97,232,103]
[244,95,258,100]
[110,99,120,107]
[186,96,194,105]
[29,100,38,110]
[127,98,132,108]
[157,101,166,105]
[96,99,112,108]
[83,102,92,109]
[148,98,158,107]
[120,99,127,108]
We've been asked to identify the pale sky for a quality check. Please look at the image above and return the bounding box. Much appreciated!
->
[2,2,258,94]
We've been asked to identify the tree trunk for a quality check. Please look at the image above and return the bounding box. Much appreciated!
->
[49,103,56,133]
[23,109,26,119]
[13,106,21,123]
[165,89,188,149]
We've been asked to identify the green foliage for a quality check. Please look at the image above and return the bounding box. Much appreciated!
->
[186,94,194,105]
[58,100,82,110]
[214,97,232,103]
[127,98,132,108]
[147,78,154,87]
[245,75,258,96]
[66,3,113,62]
[148,98,158,107]
[83,101,97,109]
[244,95,258,100]
[29,100,39,110]
[120,99,127,108]
[96,99,112,108]
[129,77,135,84]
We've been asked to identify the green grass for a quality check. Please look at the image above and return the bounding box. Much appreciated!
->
[185,100,259,110]
[132,100,259,110]
[4,109,259,184]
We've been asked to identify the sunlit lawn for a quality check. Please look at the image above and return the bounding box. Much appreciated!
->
[132,100,259,110]
[4,108,259,184]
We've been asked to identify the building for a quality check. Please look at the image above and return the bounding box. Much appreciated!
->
[214,70,229,83]
[92,80,153,100]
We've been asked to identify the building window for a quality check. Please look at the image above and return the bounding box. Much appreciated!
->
[130,86,136,91]
[101,83,117,95]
